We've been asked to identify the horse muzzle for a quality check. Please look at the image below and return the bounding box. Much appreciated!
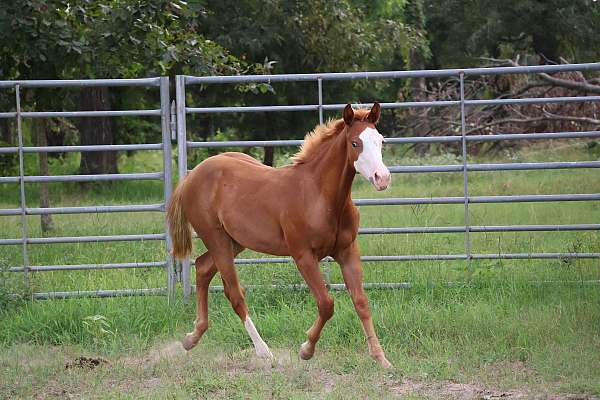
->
[369,169,391,191]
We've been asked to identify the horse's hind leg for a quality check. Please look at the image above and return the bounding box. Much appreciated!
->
[182,243,246,351]
[182,251,217,350]
[206,232,273,359]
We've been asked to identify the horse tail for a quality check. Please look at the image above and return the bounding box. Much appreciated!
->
[167,179,192,260]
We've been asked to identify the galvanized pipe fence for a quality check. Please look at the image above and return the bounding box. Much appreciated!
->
[177,62,600,300]
[2,62,600,301]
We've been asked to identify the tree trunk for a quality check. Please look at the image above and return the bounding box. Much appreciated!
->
[77,86,118,175]
[0,118,12,144]
[406,0,427,101]
[406,0,429,155]
[260,112,275,166]
[263,146,274,166]
[532,31,559,64]
[409,48,427,98]
[46,118,66,159]
[34,118,54,233]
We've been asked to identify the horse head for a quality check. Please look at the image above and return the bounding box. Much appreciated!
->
[343,102,391,191]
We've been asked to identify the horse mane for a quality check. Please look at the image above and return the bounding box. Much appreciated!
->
[292,108,371,165]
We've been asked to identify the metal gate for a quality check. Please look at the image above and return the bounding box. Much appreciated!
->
[0,77,175,300]
[175,62,600,300]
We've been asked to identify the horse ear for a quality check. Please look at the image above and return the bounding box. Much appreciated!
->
[343,104,354,125]
[367,102,381,124]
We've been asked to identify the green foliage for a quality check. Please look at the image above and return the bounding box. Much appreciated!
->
[0,1,249,160]
[81,314,117,347]
[425,0,600,67]
[0,259,27,314]
[0,0,244,80]
[184,0,423,148]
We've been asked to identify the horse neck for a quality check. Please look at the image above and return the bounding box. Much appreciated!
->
[307,131,355,208]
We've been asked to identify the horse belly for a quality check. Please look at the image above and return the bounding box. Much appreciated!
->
[220,206,289,255]
[217,181,290,256]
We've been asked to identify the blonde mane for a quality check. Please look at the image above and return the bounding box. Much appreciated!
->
[292,108,371,164]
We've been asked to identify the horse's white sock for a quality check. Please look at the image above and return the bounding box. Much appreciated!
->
[244,317,273,359]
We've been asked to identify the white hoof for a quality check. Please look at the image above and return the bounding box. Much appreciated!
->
[244,317,273,359]
[255,343,274,359]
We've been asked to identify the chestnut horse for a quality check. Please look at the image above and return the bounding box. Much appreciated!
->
[167,103,392,368]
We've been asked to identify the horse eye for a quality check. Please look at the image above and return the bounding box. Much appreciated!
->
[351,141,358,148]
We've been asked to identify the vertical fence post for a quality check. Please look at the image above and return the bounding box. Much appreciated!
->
[317,78,324,125]
[176,75,191,301]
[15,84,30,292]
[459,73,472,270]
[317,77,332,284]
[160,77,176,302]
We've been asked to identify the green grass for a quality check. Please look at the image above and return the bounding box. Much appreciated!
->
[1,140,599,398]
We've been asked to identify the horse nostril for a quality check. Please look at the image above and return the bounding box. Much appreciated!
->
[374,172,380,182]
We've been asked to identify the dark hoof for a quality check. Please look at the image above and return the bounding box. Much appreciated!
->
[181,333,198,351]
[299,341,314,360]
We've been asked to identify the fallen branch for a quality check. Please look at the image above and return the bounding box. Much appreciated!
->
[541,110,600,125]
[481,57,600,94]
[537,73,600,94]
[445,114,599,136]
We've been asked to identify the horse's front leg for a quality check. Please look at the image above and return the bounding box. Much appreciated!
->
[335,241,392,368]
[293,252,334,360]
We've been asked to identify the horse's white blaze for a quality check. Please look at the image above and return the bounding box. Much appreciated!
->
[244,317,273,359]
[354,127,390,190]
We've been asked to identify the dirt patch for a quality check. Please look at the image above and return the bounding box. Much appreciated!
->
[481,360,540,382]
[546,396,599,400]
[121,340,187,367]
[64,356,108,370]
[390,377,527,399]
[147,340,187,362]
[389,378,600,400]
[219,348,293,376]
[34,384,69,400]
[317,368,338,393]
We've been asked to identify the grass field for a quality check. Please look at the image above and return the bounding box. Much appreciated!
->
[1,140,599,399]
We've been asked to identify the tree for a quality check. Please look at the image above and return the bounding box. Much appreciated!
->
[405,0,430,98]
[33,119,54,233]
[194,0,422,164]
[425,0,600,68]
[0,0,245,173]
